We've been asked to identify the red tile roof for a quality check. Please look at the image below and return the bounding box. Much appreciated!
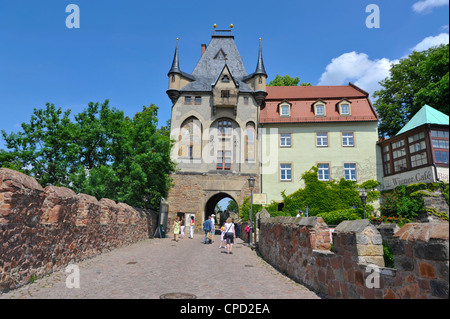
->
[260,83,378,124]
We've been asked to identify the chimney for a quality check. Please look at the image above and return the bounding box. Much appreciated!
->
[201,44,207,57]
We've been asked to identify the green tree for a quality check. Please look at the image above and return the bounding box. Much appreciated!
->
[374,44,449,138]
[226,199,239,213]
[1,103,77,186]
[1,101,176,211]
[267,74,312,86]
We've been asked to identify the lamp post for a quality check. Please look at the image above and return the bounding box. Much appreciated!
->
[248,176,255,247]
[360,191,367,219]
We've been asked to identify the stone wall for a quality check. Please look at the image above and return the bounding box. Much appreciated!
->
[258,216,449,299]
[0,168,156,292]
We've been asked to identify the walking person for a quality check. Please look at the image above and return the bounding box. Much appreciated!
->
[210,214,216,236]
[173,217,181,242]
[189,216,195,239]
[203,217,212,244]
[224,217,235,254]
[219,223,226,248]
[180,216,185,239]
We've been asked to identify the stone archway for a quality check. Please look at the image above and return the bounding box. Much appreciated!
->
[204,192,239,227]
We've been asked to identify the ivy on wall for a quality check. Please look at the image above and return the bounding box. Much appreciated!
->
[240,166,380,225]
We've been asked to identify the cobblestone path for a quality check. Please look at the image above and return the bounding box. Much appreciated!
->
[0,234,321,299]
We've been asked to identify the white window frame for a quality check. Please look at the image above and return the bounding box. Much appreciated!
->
[344,163,357,181]
[318,163,330,181]
[280,105,290,117]
[280,133,292,148]
[342,132,354,147]
[280,163,292,181]
[315,103,325,116]
[316,133,328,147]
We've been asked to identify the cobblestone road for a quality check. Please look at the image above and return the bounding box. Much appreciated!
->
[0,234,321,299]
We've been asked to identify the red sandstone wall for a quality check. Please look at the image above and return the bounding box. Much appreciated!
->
[258,216,449,299]
[0,168,154,292]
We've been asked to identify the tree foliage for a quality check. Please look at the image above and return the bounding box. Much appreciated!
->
[267,74,312,86]
[373,44,449,138]
[0,100,175,210]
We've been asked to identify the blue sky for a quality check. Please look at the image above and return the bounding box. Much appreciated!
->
[0,0,448,159]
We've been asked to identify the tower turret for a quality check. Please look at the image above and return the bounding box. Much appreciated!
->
[166,38,195,104]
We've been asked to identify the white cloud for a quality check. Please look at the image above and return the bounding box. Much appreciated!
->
[318,52,397,95]
[318,32,448,98]
[412,0,449,13]
[411,32,449,51]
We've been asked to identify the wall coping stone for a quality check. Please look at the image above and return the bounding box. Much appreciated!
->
[334,219,373,233]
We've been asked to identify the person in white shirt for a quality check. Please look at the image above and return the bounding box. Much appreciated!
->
[224,217,235,254]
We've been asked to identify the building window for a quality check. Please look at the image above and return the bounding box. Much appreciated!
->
[316,133,328,147]
[179,117,202,159]
[435,151,449,164]
[171,75,175,82]
[218,120,232,136]
[431,130,449,139]
[280,164,292,181]
[244,97,249,105]
[410,141,426,153]
[432,140,449,149]
[280,133,292,148]
[280,105,290,117]
[384,163,391,175]
[195,96,202,105]
[318,164,330,181]
[245,123,255,162]
[340,103,350,115]
[411,152,428,168]
[431,129,449,165]
[344,163,357,181]
[393,158,407,173]
[315,104,325,116]
[221,90,230,98]
[342,132,354,147]
[184,96,191,104]
[222,75,230,83]
[217,151,231,170]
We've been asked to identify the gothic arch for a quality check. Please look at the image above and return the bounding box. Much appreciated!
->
[178,116,202,159]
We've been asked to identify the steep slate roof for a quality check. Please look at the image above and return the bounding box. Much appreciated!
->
[396,104,449,136]
[260,83,378,123]
[179,35,254,93]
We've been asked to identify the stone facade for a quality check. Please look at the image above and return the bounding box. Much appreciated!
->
[166,28,266,225]
[258,216,449,299]
[167,172,259,231]
[0,168,156,292]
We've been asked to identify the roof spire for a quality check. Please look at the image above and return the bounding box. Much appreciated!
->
[168,38,181,75]
[254,38,267,77]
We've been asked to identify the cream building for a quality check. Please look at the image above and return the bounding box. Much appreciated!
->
[259,84,383,203]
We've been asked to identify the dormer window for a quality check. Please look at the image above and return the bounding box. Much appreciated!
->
[338,99,352,116]
[314,103,325,116]
[222,75,230,83]
[279,101,291,117]
[221,90,230,98]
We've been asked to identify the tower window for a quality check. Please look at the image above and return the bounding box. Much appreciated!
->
[218,120,232,136]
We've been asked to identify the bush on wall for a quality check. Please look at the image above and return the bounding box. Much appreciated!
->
[379,182,449,222]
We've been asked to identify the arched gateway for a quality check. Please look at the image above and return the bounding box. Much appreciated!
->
[165,26,266,232]
[167,173,259,232]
